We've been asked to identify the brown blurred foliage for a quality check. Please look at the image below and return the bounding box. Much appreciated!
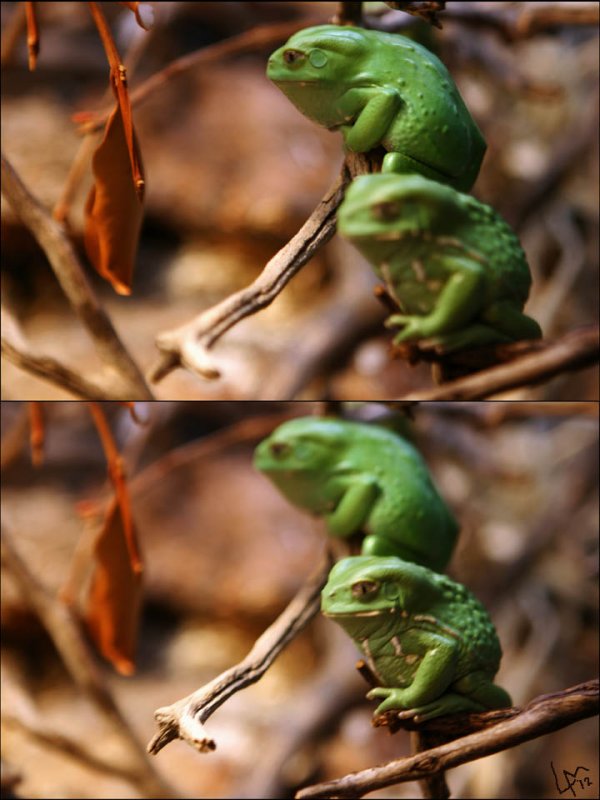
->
[1,400,598,798]
[1,1,598,399]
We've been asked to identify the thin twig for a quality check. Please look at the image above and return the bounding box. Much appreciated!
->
[147,551,333,756]
[1,152,154,400]
[296,680,599,799]
[333,2,364,26]
[0,519,175,799]
[399,326,599,400]
[1,335,128,400]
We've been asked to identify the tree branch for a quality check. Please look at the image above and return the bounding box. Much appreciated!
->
[1,152,154,400]
[400,326,599,400]
[149,151,381,384]
[148,166,348,382]
[147,551,333,756]
[296,679,599,799]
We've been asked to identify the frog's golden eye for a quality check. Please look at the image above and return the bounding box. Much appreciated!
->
[351,580,379,598]
[283,49,305,64]
[372,201,403,221]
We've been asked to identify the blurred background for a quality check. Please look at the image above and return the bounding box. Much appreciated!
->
[1,1,599,399]
[1,399,598,798]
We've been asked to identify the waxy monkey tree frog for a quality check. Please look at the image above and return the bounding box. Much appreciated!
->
[267,25,486,192]
[338,172,542,350]
[254,416,459,573]
[322,555,512,720]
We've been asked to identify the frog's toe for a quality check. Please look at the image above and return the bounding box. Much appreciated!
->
[366,688,389,701]
[385,314,409,329]
[396,707,420,720]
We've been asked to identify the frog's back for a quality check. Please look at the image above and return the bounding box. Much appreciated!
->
[364,30,486,190]
[461,196,532,306]
[342,422,459,570]
[432,574,502,677]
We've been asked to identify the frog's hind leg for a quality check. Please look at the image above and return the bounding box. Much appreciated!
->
[362,534,428,565]
[382,152,450,185]
[453,672,512,710]
[482,301,542,342]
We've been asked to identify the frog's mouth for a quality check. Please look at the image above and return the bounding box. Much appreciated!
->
[323,609,386,618]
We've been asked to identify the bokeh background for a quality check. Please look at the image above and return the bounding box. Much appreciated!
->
[1,1,599,399]
[1,400,598,798]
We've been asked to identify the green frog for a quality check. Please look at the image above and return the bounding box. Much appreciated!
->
[254,416,459,573]
[338,172,542,350]
[322,555,512,720]
[267,24,486,192]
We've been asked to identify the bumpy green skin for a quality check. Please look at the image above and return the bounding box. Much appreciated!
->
[254,417,459,573]
[267,25,486,192]
[338,173,542,350]
[322,556,512,720]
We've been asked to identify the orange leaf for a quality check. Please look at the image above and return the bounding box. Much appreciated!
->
[25,1,39,71]
[28,401,44,466]
[87,402,143,572]
[84,102,145,295]
[85,497,143,675]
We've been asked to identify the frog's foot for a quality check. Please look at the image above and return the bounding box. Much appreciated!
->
[367,687,410,716]
[482,302,542,342]
[395,692,487,722]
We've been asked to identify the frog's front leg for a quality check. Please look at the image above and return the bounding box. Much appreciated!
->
[387,257,485,343]
[337,87,401,153]
[325,475,380,537]
[367,633,457,714]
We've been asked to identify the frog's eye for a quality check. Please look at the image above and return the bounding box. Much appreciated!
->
[283,49,305,64]
[308,48,328,68]
[372,201,403,221]
[351,580,379,598]
[269,441,291,458]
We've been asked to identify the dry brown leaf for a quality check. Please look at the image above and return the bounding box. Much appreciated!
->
[84,102,145,295]
[27,401,44,466]
[85,497,144,675]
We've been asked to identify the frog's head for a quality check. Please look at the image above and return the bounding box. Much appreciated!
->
[338,173,471,252]
[322,555,442,629]
[267,25,369,122]
[254,417,349,477]
[254,416,353,511]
